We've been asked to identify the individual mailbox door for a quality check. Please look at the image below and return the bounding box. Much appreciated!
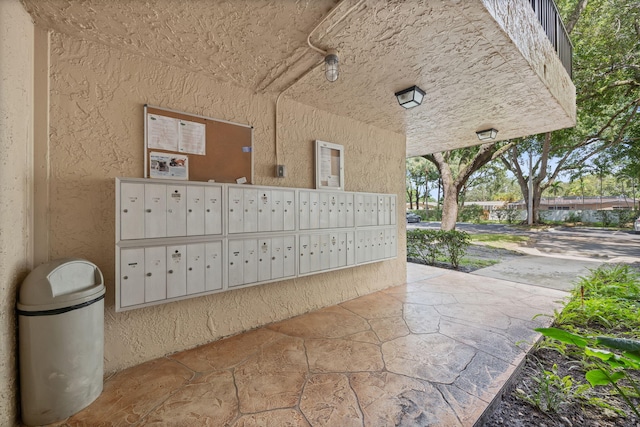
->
[270,237,284,279]
[166,185,187,237]
[204,186,222,235]
[337,193,346,228]
[228,240,244,287]
[319,234,330,271]
[257,239,271,282]
[228,187,244,234]
[186,243,205,295]
[120,248,145,307]
[257,190,271,232]
[337,233,347,267]
[369,195,378,226]
[283,235,295,277]
[271,190,284,231]
[166,245,187,298]
[145,246,167,303]
[120,182,145,240]
[356,232,366,264]
[329,233,339,269]
[186,186,205,236]
[375,229,385,260]
[299,191,310,230]
[346,232,355,265]
[144,183,166,238]
[365,230,374,262]
[243,189,258,233]
[389,229,397,257]
[319,192,329,229]
[378,195,386,226]
[309,234,320,272]
[355,194,365,227]
[390,196,397,225]
[384,228,393,258]
[329,194,338,228]
[345,193,355,227]
[299,234,310,275]
[384,196,392,225]
[205,241,223,291]
[309,192,320,229]
[283,191,295,231]
[243,239,258,284]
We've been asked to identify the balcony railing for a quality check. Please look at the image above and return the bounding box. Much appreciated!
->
[529,0,573,78]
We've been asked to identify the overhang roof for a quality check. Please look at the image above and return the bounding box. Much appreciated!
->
[22,0,576,156]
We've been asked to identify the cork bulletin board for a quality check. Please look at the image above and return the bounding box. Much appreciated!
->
[144,105,253,183]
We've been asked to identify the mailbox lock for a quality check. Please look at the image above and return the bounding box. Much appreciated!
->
[206,209,210,212]
[272,257,276,260]
[245,260,249,263]
[206,265,210,269]
[123,209,128,213]
[188,267,192,271]
[188,209,192,213]
[146,209,152,213]
[230,262,234,265]
[123,275,128,280]
[146,272,152,277]
[168,270,173,274]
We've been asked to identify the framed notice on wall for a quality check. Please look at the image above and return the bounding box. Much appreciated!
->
[315,140,344,191]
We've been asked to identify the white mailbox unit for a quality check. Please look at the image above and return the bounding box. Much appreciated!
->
[116,178,397,311]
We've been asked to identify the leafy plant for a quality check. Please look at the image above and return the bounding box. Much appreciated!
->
[536,328,640,417]
[516,363,584,413]
[406,229,471,268]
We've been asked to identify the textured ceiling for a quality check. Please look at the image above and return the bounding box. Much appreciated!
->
[22,0,575,156]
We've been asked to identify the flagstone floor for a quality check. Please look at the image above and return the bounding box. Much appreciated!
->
[45,264,567,426]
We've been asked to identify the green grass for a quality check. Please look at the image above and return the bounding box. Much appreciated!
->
[470,233,529,249]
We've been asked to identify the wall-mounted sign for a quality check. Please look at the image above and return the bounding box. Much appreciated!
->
[315,140,344,191]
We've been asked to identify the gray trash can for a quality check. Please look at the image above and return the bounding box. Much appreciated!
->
[17,258,105,426]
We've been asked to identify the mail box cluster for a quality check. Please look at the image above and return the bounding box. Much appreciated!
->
[115,178,398,312]
[119,241,223,308]
[118,181,223,241]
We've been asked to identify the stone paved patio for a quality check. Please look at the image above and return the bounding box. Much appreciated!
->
[46,263,567,426]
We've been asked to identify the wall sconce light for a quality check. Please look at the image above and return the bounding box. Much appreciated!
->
[476,128,498,141]
[325,49,339,82]
[394,86,426,109]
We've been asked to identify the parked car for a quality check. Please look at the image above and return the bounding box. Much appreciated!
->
[635,217,640,233]
[406,212,421,223]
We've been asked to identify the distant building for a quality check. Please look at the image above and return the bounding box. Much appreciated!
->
[508,196,638,211]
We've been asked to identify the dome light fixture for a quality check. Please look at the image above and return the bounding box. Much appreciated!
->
[324,49,339,82]
[476,128,499,141]
[394,85,426,109]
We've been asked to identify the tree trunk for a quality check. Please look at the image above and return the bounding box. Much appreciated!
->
[441,177,459,230]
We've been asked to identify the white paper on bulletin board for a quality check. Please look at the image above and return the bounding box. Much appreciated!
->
[149,152,189,180]
[178,119,206,155]
[147,114,179,151]
[315,140,344,191]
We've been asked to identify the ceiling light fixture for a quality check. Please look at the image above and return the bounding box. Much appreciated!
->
[324,49,339,82]
[394,86,425,109]
[476,128,499,141]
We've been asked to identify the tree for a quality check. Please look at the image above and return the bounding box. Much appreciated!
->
[500,0,640,223]
[424,142,514,230]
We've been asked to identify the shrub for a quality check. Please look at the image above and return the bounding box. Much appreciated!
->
[459,205,485,223]
[406,229,471,268]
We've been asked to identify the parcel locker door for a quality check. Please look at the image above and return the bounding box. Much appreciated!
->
[243,188,258,233]
[144,183,166,238]
[228,240,244,287]
[270,237,284,280]
[119,182,145,240]
[166,245,187,298]
[120,248,145,307]
[299,234,310,275]
[270,190,284,232]
[243,239,258,284]
[186,243,206,295]
[205,241,223,291]
[329,233,339,269]
[144,246,167,303]
[228,187,244,234]
[186,186,205,236]
[258,239,271,282]
[283,235,295,277]
[299,191,310,230]
[204,186,222,235]
[283,190,295,231]
[166,185,187,237]
[257,190,271,232]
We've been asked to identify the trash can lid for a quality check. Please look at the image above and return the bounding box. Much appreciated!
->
[17,258,105,312]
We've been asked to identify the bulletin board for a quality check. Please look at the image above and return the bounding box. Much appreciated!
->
[144,105,253,183]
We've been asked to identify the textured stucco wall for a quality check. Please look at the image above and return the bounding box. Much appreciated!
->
[48,32,406,374]
[0,0,34,424]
